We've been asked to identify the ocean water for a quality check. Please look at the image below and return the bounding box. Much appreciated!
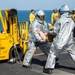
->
[0,10,52,31]
[18,10,52,23]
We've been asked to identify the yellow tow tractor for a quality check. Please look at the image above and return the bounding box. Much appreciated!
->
[0,9,28,62]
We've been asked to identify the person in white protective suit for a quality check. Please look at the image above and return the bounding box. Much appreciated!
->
[22,10,49,68]
[43,5,75,74]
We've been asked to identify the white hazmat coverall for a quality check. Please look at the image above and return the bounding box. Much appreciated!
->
[23,10,49,66]
[45,12,75,69]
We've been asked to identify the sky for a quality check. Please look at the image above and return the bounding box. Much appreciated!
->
[0,0,75,10]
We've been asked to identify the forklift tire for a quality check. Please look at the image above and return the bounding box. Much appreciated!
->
[8,9,17,18]
[9,46,23,62]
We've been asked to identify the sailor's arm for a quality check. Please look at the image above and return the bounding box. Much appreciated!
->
[51,13,54,25]
[29,13,34,24]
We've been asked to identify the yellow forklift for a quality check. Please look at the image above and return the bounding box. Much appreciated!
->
[0,9,28,63]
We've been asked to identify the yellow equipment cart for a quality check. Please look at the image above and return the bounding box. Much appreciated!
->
[0,9,28,61]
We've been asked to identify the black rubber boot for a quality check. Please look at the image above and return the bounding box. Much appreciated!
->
[56,58,59,62]
[43,68,52,74]
[22,65,32,69]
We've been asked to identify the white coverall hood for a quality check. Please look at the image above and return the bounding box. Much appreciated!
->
[59,5,70,12]
[35,10,45,16]
[35,10,45,23]
[59,5,70,16]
